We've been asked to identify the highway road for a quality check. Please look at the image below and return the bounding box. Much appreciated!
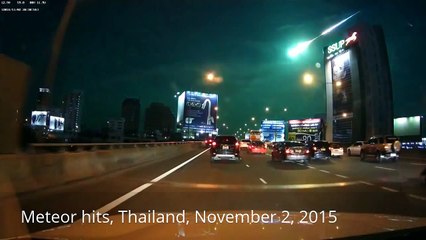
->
[12,147,426,234]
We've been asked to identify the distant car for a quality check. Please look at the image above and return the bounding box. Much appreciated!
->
[347,141,365,156]
[248,141,267,154]
[240,139,251,149]
[204,137,214,147]
[271,141,310,164]
[210,135,240,162]
[306,140,331,161]
[360,136,401,163]
[330,142,344,157]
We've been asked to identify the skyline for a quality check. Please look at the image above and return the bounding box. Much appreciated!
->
[2,0,425,134]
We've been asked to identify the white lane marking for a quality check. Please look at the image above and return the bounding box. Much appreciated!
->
[265,153,272,156]
[245,164,250,168]
[307,166,316,169]
[96,149,209,214]
[360,181,374,186]
[319,170,330,174]
[335,174,349,179]
[374,166,396,171]
[259,178,268,184]
[381,186,399,193]
[409,163,426,166]
[408,194,426,201]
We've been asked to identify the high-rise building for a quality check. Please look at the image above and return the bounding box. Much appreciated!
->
[107,118,125,142]
[36,87,51,110]
[121,98,140,137]
[324,24,394,143]
[63,91,82,133]
[144,102,175,137]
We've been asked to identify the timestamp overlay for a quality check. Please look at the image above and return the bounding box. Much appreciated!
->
[1,0,48,13]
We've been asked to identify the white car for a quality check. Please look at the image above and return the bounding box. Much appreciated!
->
[347,141,365,156]
[330,143,344,157]
[240,139,251,149]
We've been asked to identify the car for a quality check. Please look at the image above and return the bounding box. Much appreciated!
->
[347,141,365,156]
[271,141,310,164]
[306,140,331,161]
[210,135,241,162]
[239,139,251,149]
[330,142,344,157]
[203,137,214,147]
[360,136,401,162]
[247,141,267,154]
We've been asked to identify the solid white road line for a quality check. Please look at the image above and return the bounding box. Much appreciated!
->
[307,166,316,169]
[381,186,399,193]
[319,170,330,174]
[245,164,250,168]
[374,166,396,171]
[259,178,268,184]
[96,149,210,214]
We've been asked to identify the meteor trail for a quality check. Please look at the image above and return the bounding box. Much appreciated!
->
[287,11,360,58]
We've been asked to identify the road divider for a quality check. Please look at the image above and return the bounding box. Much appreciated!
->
[0,142,203,196]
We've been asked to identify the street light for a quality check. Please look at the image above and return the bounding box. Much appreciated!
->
[303,73,314,85]
[265,107,269,112]
[284,108,288,112]
[251,117,255,121]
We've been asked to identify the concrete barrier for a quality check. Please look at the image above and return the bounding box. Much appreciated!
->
[0,142,203,196]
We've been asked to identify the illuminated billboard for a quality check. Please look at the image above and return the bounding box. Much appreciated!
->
[288,118,323,141]
[31,111,48,126]
[49,116,65,131]
[261,120,285,142]
[394,116,421,137]
[177,91,218,132]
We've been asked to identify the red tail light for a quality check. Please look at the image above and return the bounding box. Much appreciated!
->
[305,150,310,154]
[212,142,217,147]
[285,148,291,154]
[204,140,208,143]
[313,147,317,151]
[235,142,239,147]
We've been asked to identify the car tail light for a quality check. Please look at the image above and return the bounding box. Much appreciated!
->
[235,142,239,147]
[285,148,291,154]
[313,147,317,151]
[212,142,217,147]
[305,150,310,154]
[204,140,208,143]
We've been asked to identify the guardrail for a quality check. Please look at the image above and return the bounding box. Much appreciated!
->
[28,141,201,153]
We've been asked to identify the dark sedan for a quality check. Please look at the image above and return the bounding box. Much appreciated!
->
[271,141,310,164]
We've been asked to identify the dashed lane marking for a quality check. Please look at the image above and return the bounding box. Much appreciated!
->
[374,166,396,171]
[381,186,399,193]
[259,178,268,184]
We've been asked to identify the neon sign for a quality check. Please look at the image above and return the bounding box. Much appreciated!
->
[327,32,358,55]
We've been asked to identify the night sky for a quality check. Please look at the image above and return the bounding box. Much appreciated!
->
[2,0,425,134]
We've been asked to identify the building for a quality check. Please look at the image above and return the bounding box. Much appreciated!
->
[144,102,175,139]
[121,98,140,138]
[176,91,218,139]
[324,24,394,143]
[63,91,82,133]
[107,118,125,142]
[36,87,51,110]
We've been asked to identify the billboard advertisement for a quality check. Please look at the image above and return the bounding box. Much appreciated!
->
[394,116,421,137]
[49,116,65,131]
[177,91,218,132]
[261,120,285,142]
[31,111,48,126]
[331,51,353,116]
[288,118,323,141]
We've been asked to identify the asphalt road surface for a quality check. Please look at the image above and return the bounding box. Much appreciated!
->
[13,147,426,234]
